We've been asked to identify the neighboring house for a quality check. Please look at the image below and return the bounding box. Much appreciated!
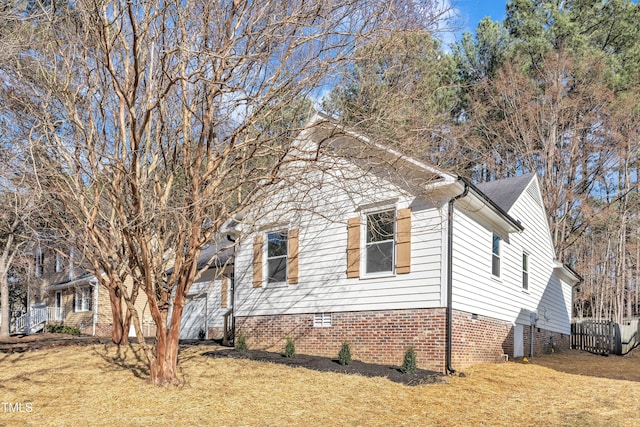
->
[229,115,580,372]
[36,240,234,340]
[36,248,155,337]
[177,240,235,341]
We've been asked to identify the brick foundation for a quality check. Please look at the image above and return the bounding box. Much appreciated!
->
[208,327,224,340]
[524,325,570,357]
[236,308,571,373]
[79,323,113,336]
[236,309,447,372]
[450,311,513,369]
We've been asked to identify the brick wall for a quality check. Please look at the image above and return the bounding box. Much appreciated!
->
[523,325,570,357]
[236,309,570,372]
[236,308,447,372]
[450,310,513,369]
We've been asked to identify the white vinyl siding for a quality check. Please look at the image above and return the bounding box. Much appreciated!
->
[234,161,444,317]
[451,179,571,335]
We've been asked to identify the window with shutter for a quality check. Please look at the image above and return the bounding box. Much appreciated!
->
[347,208,412,278]
[253,229,300,287]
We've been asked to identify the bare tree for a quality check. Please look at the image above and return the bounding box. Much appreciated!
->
[3,0,449,385]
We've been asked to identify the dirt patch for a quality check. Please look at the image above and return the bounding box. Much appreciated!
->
[203,348,443,386]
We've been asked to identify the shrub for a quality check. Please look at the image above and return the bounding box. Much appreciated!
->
[46,324,81,335]
[235,331,248,352]
[338,341,352,366]
[401,347,417,374]
[198,328,206,341]
[283,336,296,358]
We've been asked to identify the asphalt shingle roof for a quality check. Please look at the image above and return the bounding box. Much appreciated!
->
[475,173,536,213]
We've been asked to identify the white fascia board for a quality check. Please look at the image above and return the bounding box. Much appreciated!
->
[553,260,582,285]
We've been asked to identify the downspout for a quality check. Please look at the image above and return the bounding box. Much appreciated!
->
[227,234,237,343]
[446,180,469,375]
[92,279,98,337]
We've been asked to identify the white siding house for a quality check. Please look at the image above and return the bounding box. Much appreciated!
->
[178,242,235,341]
[229,114,580,372]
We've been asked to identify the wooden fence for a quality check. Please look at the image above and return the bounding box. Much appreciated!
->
[571,320,619,355]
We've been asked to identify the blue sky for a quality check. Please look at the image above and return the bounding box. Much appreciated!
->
[455,0,508,35]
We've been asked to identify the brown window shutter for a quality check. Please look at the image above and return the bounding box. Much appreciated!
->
[288,229,299,284]
[253,236,263,287]
[221,276,228,308]
[396,208,411,274]
[347,217,360,278]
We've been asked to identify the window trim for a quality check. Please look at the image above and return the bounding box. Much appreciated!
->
[74,286,92,313]
[522,252,529,291]
[55,253,64,273]
[35,248,44,277]
[363,209,396,277]
[491,233,501,278]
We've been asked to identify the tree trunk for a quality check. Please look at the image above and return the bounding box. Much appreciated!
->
[148,287,186,386]
[0,273,9,337]
[149,326,181,386]
[0,232,15,338]
[108,286,128,345]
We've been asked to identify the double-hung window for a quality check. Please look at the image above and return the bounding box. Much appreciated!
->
[74,286,92,312]
[365,210,395,274]
[492,234,501,278]
[267,231,288,284]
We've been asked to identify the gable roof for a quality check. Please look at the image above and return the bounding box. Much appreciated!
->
[475,173,536,212]
[297,113,523,235]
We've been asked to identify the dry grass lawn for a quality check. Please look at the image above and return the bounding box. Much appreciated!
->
[1,344,639,426]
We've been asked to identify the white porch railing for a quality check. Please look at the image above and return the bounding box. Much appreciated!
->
[48,307,65,323]
[10,305,49,334]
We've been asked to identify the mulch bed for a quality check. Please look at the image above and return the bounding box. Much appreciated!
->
[203,348,443,386]
[0,333,113,353]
